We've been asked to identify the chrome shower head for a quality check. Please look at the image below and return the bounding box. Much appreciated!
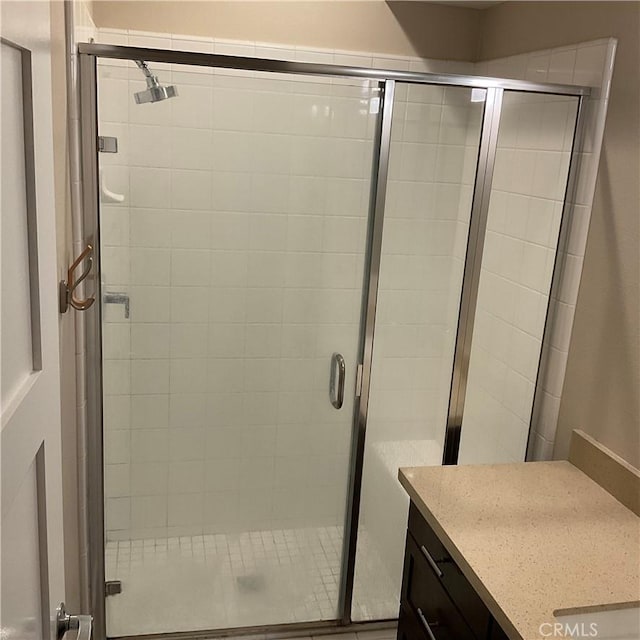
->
[134,82,178,104]
[133,60,178,104]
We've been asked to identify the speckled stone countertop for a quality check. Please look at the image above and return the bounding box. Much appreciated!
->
[399,461,640,640]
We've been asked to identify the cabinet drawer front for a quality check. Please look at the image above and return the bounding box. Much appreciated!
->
[398,605,430,640]
[402,534,477,640]
[408,504,491,638]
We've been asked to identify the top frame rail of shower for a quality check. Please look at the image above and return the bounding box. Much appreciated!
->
[78,43,591,97]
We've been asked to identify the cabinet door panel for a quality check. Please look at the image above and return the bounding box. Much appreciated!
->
[398,605,429,640]
[408,504,491,638]
[401,533,477,640]
[488,618,510,640]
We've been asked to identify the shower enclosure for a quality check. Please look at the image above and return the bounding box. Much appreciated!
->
[77,42,587,639]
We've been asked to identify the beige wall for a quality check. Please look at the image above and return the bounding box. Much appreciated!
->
[90,0,481,60]
[479,2,640,468]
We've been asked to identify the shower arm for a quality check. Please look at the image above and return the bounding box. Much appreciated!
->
[135,60,161,88]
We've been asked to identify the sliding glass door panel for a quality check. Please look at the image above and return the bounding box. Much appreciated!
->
[351,83,484,621]
[98,60,379,634]
[457,91,579,465]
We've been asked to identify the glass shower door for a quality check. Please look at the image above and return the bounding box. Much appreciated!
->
[458,91,580,464]
[98,59,380,634]
[352,83,485,620]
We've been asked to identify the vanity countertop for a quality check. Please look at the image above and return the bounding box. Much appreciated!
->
[399,460,640,640]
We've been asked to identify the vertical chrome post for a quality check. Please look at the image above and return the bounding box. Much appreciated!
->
[340,79,396,623]
[526,94,586,460]
[442,87,504,465]
[79,52,107,640]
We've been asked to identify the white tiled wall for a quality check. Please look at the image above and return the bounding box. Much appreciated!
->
[472,39,616,462]
[458,91,578,464]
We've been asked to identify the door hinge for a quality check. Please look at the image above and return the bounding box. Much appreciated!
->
[355,363,363,397]
[105,580,122,596]
[98,136,118,153]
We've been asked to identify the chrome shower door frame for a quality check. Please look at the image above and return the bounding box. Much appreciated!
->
[526,94,588,459]
[442,86,505,464]
[79,50,105,638]
[339,78,395,623]
[445,89,588,465]
[77,43,590,640]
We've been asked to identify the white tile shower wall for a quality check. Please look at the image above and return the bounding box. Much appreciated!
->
[472,39,616,461]
[96,28,476,542]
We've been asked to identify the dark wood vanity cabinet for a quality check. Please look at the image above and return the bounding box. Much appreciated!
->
[398,503,509,640]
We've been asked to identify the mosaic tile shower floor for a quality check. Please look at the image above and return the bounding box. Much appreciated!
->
[106,526,396,635]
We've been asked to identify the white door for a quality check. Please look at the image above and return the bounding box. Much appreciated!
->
[1,2,66,639]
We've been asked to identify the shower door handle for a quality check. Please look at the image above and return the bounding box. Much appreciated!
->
[329,353,346,410]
